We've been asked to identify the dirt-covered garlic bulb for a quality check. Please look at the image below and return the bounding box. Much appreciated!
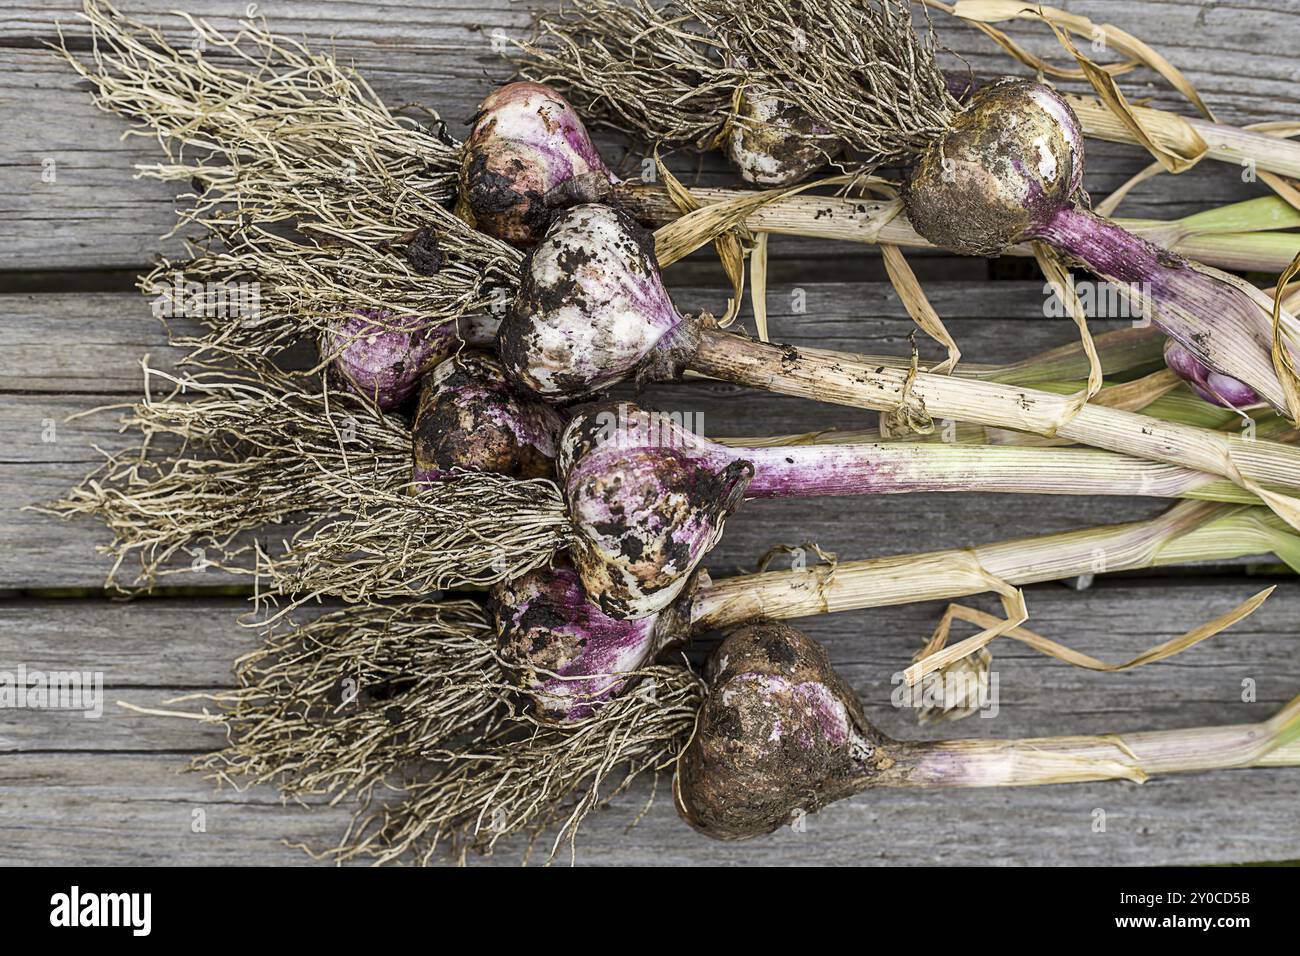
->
[461,82,617,249]
[904,77,1296,412]
[411,350,564,483]
[675,620,893,841]
[726,86,842,186]
[559,402,752,620]
[496,203,698,401]
[493,564,684,720]
[904,78,1084,257]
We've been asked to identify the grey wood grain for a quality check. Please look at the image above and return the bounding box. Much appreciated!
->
[1,1,1296,272]
[0,293,199,392]
[1,284,1127,394]
[1,0,1298,866]
[0,287,1186,590]
[3,749,1296,865]
[1,584,1297,864]
[0,598,264,684]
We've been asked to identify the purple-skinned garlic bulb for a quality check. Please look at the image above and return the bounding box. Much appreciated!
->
[905,78,1085,257]
[726,86,843,186]
[461,82,618,249]
[496,203,698,401]
[323,311,466,410]
[559,402,752,620]
[675,620,891,841]
[1163,340,1261,409]
[411,350,564,484]
[493,563,687,721]
[562,399,1022,620]
[905,77,1298,413]
[677,620,1300,841]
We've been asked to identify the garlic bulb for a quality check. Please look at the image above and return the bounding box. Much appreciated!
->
[411,350,564,484]
[560,402,751,620]
[905,78,1084,257]
[461,82,617,248]
[675,620,887,841]
[323,311,461,409]
[493,563,679,720]
[496,203,697,401]
[726,85,841,186]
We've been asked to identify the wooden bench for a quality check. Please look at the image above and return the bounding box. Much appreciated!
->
[1,0,1297,865]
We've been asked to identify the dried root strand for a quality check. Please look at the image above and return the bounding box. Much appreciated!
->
[269,475,574,603]
[513,0,959,173]
[51,362,572,596]
[327,664,706,865]
[190,598,510,804]
[48,364,410,590]
[64,0,522,361]
[143,215,519,366]
[694,0,960,169]
[66,0,460,198]
[57,0,701,868]
[514,0,734,150]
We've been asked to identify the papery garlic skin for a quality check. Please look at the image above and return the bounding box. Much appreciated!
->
[726,86,842,186]
[496,204,695,401]
[411,350,564,484]
[493,564,676,721]
[461,82,617,248]
[675,621,886,841]
[324,311,461,409]
[560,403,751,620]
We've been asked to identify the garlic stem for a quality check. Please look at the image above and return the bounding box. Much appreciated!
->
[687,329,1300,496]
[691,501,1285,629]
[1038,204,1293,411]
[724,441,1250,503]
[1176,196,1300,235]
[618,183,1300,273]
[1065,93,1300,181]
[885,715,1300,789]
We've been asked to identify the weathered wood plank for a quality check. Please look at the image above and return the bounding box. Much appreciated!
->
[558,767,1300,866]
[0,754,357,866]
[1,583,1298,864]
[1,1,1296,272]
[10,0,1295,125]
[0,688,229,751]
[0,294,199,392]
[3,583,1299,749]
[0,286,1195,590]
[2,749,1295,865]
[2,284,1132,394]
[0,598,262,684]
